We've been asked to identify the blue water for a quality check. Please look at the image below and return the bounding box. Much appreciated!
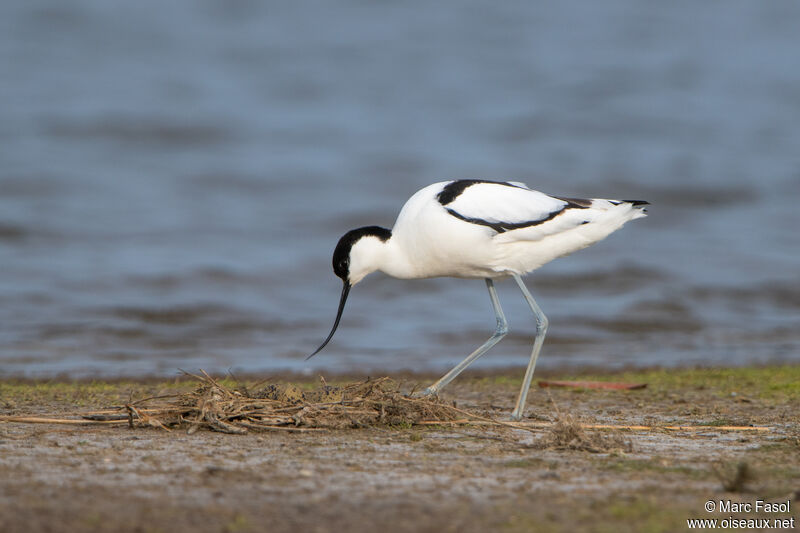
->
[1,1,799,377]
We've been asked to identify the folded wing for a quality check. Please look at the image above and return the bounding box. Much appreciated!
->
[442,181,589,237]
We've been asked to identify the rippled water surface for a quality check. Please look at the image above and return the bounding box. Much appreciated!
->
[1,1,799,377]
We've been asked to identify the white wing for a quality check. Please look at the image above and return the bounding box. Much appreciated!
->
[442,181,573,233]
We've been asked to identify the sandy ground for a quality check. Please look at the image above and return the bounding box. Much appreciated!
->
[1,369,798,533]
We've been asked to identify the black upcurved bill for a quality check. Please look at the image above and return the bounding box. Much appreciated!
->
[306,282,351,360]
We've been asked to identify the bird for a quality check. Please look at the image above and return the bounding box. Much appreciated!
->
[308,179,648,420]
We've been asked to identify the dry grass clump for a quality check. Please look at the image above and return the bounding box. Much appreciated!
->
[532,391,633,453]
[538,413,634,454]
[121,373,461,433]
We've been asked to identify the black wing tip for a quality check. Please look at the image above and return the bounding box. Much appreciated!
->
[625,200,650,207]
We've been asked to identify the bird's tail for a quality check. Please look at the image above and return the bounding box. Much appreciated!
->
[623,199,649,220]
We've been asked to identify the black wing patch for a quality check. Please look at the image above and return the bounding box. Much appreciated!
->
[437,179,525,206]
[555,196,593,208]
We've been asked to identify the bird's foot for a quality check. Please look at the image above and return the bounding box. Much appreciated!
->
[411,386,438,399]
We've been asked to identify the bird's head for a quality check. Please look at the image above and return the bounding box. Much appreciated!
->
[308,226,392,359]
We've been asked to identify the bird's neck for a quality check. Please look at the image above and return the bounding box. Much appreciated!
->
[346,233,394,284]
[349,232,419,283]
[373,235,419,280]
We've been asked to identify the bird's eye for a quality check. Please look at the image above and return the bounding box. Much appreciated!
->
[333,257,349,279]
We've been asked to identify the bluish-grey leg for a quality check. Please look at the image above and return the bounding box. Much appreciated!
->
[417,278,508,396]
[510,273,549,421]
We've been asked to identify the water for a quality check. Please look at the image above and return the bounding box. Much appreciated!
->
[1,1,799,378]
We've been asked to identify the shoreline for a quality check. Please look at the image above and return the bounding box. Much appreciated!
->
[3,359,799,385]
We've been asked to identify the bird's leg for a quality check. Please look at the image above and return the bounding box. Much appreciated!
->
[509,273,549,421]
[416,278,508,397]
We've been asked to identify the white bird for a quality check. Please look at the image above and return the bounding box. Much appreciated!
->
[309,179,648,420]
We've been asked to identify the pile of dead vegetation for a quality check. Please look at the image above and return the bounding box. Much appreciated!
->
[115,373,464,433]
[537,413,634,453]
[112,373,636,451]
[2,373,661,450]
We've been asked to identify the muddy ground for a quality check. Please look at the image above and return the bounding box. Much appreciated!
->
[1,367,798,533]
